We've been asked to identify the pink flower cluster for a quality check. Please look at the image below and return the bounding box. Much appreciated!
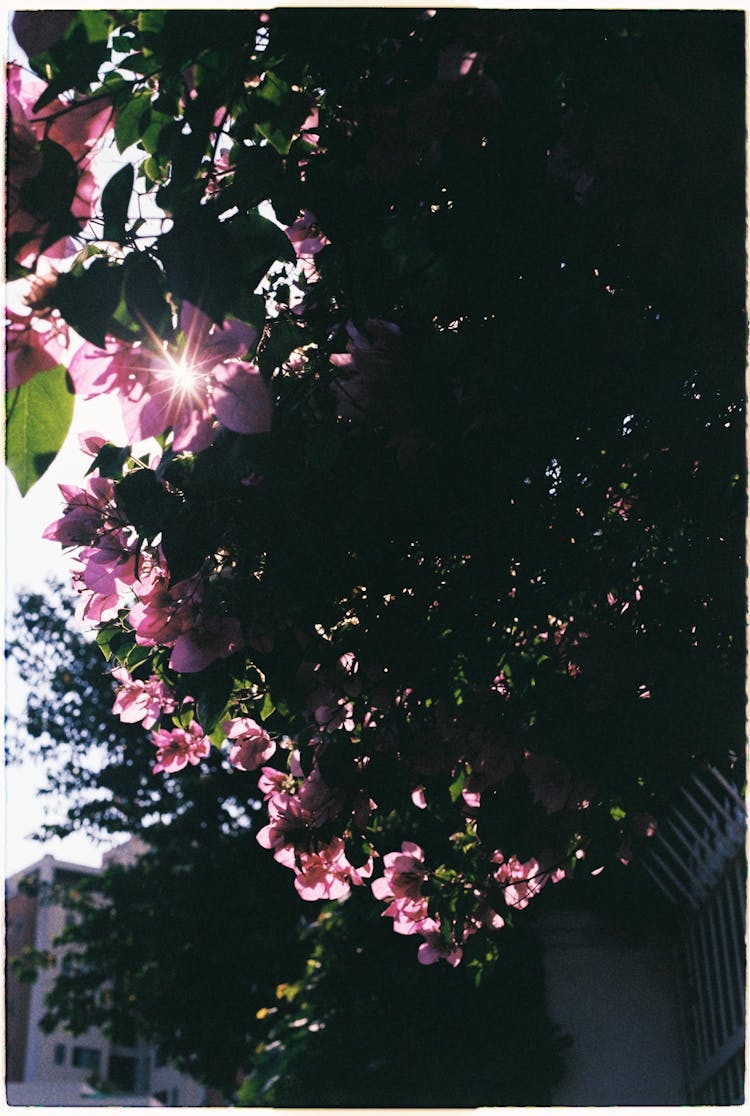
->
[371,841,484,967]
[256,756,373,901]
[43,458,247,674]
[329,319,402,423]
[70,302,272,453]
[284,209,329,286]
[111,667,177,730]
[298,653,361,733]
[43,475,140,622]
[6,304,68,390]
[491,851,566,910]
[130,566,244,674]
[151,720,211,775]
[224,718,276,771]
[7,63,112,266]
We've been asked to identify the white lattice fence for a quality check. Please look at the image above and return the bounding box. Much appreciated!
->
[641,767,746,1104]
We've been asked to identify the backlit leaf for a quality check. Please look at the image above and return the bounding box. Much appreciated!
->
[5,366,74,496]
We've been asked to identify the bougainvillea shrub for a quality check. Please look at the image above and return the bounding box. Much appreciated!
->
[7,9,745,974]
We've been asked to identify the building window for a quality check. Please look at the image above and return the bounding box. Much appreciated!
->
[72,1046,101,1072]
[54,1044,66,1066]
[108,1053,137,1093]
[170,1087,179,1106]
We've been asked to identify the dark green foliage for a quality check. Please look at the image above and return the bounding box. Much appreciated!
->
[6,588,305,1093]
[243,889,568,1108]
[36,817,306,1094]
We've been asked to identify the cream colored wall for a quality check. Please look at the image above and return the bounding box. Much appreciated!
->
[540,908,688,1105]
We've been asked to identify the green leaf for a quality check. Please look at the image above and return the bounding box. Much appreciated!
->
[30,21,110,107]
[5,366,74,496]
[123,643,153,672]
[139,112,174,156]
[137,10,166,36]
[448,768,467,803]
[123,252,172,337]
[230,210,297,289]
[101,163,134,244]
[19,139,78,223]
[114,91,152,153]
[158,206,294,324]
[53,259,123,348]
[143,155,168,184]
[96,626,121,662]
[260,692,276,721]
[250,76,311,156]
[110,631,138,669]
[231,144,284,210]
[208,722,229,748]
[196,668,235,734]
[77,10,113,42]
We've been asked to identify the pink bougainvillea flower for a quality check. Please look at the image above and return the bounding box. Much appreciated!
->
[416,918,463,967]
[257,765,295,801]
[5,307,68,389]
[523,752,574,814]
[224,717,276,771]
[411,785,428,810]
[298,106,320,150]
[78,530,139,599]
[42,476,121,549]
[69,302,270,452]
[111,667,177,731]
[257,795,308,862]
[169,615,244,673]
[257,768,344,864]
[293,837,374,902]
[285,210,329,259]
[296,768,344,827]
[43,477,144,620]
[70,570,121,625]
[437,45,480,82]
[382,894,430,935]
[492,851,565,910]
[631,812,658,839]
[7,64,112,264]
[372,841,432,936]
[77,431,108,458]
[371,840,427,904]
[129,569,203,647]
[151,721,211,775]
[329,318,402,422]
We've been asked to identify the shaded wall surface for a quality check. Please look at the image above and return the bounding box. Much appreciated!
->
[5,888,38,1081]
[540,908,687,1105]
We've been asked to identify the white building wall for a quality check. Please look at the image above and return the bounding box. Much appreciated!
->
[6,849,208,1105]
[539,908,688,1105]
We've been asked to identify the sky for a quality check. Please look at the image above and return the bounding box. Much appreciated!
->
[4,392,131,876]
[3,17,132,876]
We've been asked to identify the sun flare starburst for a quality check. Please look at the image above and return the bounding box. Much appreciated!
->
[163,350,203,402]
